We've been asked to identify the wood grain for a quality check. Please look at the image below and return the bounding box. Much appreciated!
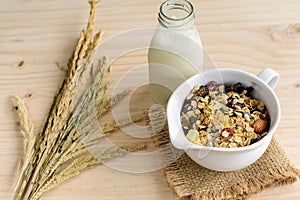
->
[1,0,300,199]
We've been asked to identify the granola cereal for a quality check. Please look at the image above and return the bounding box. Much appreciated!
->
[181,81,270,148]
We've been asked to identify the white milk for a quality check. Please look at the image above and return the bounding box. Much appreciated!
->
[148,0,203,105]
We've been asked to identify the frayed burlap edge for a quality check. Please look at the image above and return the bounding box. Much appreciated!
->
[146,105,300,200]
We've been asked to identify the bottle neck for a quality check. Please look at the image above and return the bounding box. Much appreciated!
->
[158,0,195,30]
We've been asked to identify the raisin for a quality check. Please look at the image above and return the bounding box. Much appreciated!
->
[232,82,245,93]
[245,86,254,96]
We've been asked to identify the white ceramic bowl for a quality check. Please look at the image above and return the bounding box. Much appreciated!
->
[166,68,281,171]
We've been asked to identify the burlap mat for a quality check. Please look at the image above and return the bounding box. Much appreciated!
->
[146,105,300,200]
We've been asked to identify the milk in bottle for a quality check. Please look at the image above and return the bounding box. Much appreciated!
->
[148,0,204,105]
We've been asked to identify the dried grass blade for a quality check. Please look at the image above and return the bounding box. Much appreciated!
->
[30,143,146,200]
[11,95,35,199]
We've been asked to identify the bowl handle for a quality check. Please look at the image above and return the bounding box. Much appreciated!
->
[168,126,192,149]
[257,68,279,89]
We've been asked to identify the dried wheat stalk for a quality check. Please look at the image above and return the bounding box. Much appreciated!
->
[12,1,145,200]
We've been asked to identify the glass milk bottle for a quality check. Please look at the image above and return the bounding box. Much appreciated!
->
[148,0,203,105]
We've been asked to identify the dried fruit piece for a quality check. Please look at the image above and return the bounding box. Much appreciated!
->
[222,115,230,127]
[253,119,268,133]
[246,86,254,96]
[206,81,218,91]
[233,82,244,93]
[221,128,234,140]
[186,129,200,144]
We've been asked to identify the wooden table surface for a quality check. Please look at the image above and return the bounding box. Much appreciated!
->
[1,0,300,199]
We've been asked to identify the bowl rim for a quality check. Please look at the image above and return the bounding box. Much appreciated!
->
[166,68,281,152]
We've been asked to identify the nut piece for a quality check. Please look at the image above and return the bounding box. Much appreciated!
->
[253,119,268,133]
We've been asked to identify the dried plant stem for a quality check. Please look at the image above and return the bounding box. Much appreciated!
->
[30,143,146,200]
[12,2,147,200]
[96,89,132,117]
[11,95,35,198]
[102,113,145,135]
[20,2,103,198]
[11,2,100,199]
